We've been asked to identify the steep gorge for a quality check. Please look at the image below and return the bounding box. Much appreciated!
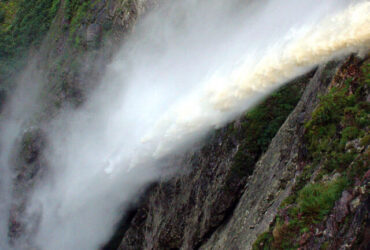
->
[115,56,369,250]
[0,1,369,250]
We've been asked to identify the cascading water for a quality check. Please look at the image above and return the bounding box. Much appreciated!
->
[0,0,369,249]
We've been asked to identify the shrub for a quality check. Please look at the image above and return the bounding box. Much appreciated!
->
[252,232,273,250]
[0,0,61,89]
[305,65,369,172]
[0,9,5,23]
[254,58,370,250]
[229,82,303,179]
[297,177,348,224]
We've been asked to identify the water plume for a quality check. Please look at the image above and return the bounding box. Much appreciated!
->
[145,0,370,157]
[0,0,369,249]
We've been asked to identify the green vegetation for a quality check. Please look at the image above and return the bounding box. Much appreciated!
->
[253,59,370,249]
[0,0,61,57]
[305,62,369,174]
[67,1,91,47]
[253,232,274,250]
[0,0,61,90]
[296,177,348,223]
[0,0,20,34]
[280,165,314,208]
[229,81,304,179]
[65,0,82,21]
[0,0,96,93]
[255,177,348,249]
[0,0,102,112]
[0,0,114,110]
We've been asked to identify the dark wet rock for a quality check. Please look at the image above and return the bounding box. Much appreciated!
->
[19,128,45,165]
[7,127,47,246]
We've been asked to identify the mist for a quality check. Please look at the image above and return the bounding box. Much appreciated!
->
[0,63,46,249]
[1,0,369,249]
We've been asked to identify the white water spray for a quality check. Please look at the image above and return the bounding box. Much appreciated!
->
[1,0,369,249]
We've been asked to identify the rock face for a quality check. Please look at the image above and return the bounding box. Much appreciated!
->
[2,0,157,247]
[113,64,314,250]
[115,57,369,250]
[1,1,369,249]
[118,131,245,250]
[199,62,341,250]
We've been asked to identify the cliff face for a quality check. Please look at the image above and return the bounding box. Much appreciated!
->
[202,57,369,250]
[0,1,369,250]
[0,0,156,112]
[1,0,155,247]
[116,57,369,250]
[115,71,311,249]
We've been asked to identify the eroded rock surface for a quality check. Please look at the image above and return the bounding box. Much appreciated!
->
[116,57,369,250]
